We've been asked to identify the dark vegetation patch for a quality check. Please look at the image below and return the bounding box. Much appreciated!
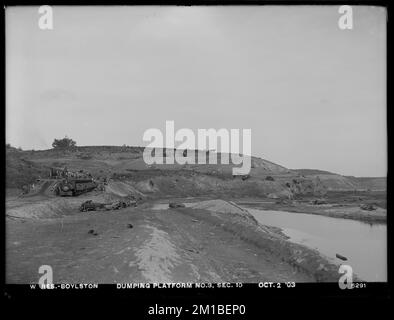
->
[6,152,48,188]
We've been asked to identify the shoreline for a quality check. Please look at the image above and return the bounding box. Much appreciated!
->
[154,199,343,282]
[148,194,386,224]
[234,199,386,224]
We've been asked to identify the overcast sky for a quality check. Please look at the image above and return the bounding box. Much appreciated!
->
[6,6,386,177]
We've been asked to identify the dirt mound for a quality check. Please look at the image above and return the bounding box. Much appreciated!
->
[6,191,119,220]
[6,198,75,219]
[106,180,146,198]
[187,199,279,236]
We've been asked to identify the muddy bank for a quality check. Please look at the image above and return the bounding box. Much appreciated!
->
[166,199,341,282]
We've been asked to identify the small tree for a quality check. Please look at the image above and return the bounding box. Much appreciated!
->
[52,136,76,149]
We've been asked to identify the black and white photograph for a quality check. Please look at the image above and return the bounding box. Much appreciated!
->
[4,4,388,303]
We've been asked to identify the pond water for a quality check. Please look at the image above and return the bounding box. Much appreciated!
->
[247,208,387,282]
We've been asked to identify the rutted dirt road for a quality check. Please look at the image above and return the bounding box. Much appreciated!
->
[6,203,313,284]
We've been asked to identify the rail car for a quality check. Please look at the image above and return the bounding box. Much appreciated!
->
[55,178,97,196]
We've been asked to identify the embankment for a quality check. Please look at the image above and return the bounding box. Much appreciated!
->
[177,199,341,282]
[6,192,122,220]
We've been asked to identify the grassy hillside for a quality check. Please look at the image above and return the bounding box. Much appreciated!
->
[346,176,387,191]
[294,171,386,191]
[6,148,48,188]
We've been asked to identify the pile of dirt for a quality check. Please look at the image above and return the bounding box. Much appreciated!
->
[6,198,76,219]
[6,191,121,220]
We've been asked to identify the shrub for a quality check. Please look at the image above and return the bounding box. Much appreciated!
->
[52,136,76,149]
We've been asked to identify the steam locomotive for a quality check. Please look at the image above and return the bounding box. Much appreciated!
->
[55,178,97,196]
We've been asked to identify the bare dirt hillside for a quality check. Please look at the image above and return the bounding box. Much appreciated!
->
[6,146,327,199]
[7,146,385,200]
